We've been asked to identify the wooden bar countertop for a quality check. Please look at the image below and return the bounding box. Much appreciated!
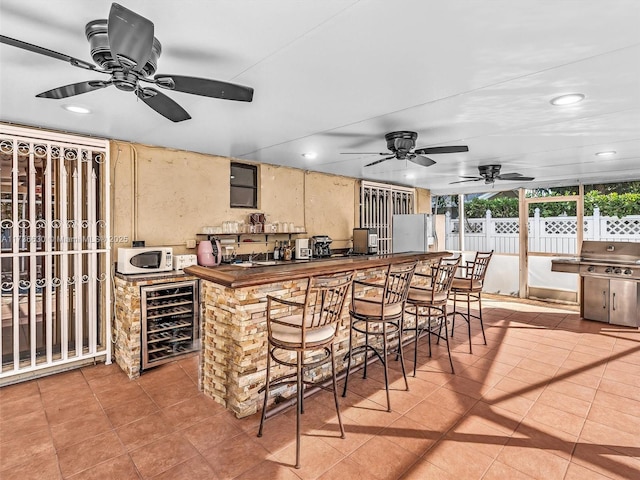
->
[184,251,449,288]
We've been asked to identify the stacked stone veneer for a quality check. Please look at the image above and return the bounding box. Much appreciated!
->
[201,261,435,418]
[113,274,198,379]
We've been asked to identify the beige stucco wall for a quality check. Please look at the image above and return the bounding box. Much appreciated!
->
[110,140,430,255]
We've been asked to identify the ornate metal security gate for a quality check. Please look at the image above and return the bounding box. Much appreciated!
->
[360,181,415,254]
[0,125,110,383]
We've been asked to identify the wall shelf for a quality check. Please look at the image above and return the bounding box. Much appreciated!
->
[196,232,308,245]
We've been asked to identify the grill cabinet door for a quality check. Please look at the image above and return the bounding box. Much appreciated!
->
[582,277,609,323]
[609,279,639,327]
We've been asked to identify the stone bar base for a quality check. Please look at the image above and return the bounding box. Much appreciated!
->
[200,261,435,418]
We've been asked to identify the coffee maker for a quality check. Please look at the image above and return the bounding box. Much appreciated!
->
[294,238,311,260]
[352,228,378,254]
[311,235,332,258]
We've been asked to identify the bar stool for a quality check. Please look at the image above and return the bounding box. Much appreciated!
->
[342,261,417,412]
[257,271,354,469]
[405,256,461,374]
[450,250,493,353]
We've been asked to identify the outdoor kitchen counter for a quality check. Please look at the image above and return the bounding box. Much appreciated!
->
[184,251,447,288]
[551,257,581,274]
[185,251,449,418]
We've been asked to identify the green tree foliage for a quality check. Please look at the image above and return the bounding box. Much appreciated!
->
[463,190,640,218]
[584,191,640,216]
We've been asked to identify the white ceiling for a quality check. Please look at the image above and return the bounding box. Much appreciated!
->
[1,0,639,195]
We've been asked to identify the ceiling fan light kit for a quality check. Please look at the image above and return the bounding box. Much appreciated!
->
[0,2,254,122]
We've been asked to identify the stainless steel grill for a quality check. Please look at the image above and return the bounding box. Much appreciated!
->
[577,241,639,327]
[578,241,640,280]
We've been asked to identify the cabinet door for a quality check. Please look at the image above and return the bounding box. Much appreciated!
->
[582,277,609,323]
[609,280,639,327]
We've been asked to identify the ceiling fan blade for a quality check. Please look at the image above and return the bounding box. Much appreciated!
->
[408,155,436,167]
[365,156,395,167]
[495,172,522,180]
[36,80,111,99]
[137,87,191,122]
[449,177,483,184]
[0,34,97,70]
[341,152,389,155]
[497,174,535,181]
[154,75,254,102]
[108,3,154,72]
[496,173,536,181]
[414,145,469,155]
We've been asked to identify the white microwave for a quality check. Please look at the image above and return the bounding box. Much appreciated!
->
[117,247,173,274]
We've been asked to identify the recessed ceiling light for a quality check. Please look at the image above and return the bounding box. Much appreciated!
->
[595,151,616,157]
[405,173,415,179]
[301,152,317,159]
[550,93,585,106]
[62,104,91,114]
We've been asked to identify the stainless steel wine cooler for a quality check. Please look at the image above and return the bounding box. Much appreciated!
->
[140,280,200,371]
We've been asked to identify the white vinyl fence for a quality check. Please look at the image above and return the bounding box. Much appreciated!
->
[445,207,640,254]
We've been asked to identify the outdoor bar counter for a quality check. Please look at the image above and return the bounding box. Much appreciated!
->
[185,251,448,418]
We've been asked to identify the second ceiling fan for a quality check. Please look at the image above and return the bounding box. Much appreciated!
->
[451,164,535,184]
[341,131,468,167]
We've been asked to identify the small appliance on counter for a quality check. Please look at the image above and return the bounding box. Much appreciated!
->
[311,235,332,258]
[352,228,378,255]
[196,238,221,266]
[294,238,311,260]
[173,254,197,271]
[117,247,173,274]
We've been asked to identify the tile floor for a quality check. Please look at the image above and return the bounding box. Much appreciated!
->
[1,297,639,479]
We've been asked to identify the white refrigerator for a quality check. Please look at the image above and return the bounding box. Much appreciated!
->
[392,214,435,253]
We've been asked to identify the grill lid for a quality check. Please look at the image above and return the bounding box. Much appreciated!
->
[579,241,640,265]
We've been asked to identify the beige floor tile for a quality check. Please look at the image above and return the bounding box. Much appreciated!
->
[5,301,640,480]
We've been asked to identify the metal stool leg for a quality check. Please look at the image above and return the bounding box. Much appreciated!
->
[381,322,391,412]
[413,307,419,376]
[478,293,487,345]
[466,292,473,354]
[330,343,345,439]
[295,351,302,469]
[442,306,455,374]
[257,347,272,437]
[451,292,457,336]
[342,318,354,398]
[397,316,409,391]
